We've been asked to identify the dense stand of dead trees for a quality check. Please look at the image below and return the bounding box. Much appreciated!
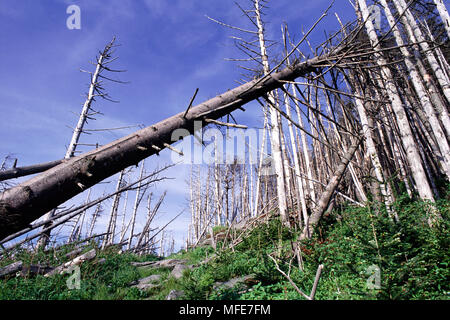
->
[186,0,449,247]
[0,0,449,258]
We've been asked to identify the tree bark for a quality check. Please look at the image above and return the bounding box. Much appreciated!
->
[127,160,145,250]
[254,0,289,225]
[433,0,450,39]
[303,139,362,238]
[0,160,64,182]
[395,0,450,104]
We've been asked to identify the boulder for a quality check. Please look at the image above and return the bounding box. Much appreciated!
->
[131,259,187,269]
[213,275,258,291]
[170,264,194,279]
[166,290,185,300]
[132,274,162,291]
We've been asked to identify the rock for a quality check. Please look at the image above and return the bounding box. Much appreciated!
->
[166,290,185,300]
[213,275,257,291]
[131,259,188,269]
[157,259,188,269]
[197,255,215,266]
[139,274,162,284]
[132,274,162,291]
[170,264,194,279]
[134,283,160,291]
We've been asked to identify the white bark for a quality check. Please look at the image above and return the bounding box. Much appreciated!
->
[283,87,308,226]
[253,109,268,217]
[394,1,450,140]
[395,0,450,104]
[65,56,104,159]
[45,249,96,277]
[381,0,450,179]
[358,0,435,202]
[254,0,289,224]
[292,86,316,207]
[67,188,91,243]
[126,161,146,250]
[433,0,450,39]
[102,169,125,249]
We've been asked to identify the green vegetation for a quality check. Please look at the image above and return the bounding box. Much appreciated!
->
[0,192,448,300]
[0,245,157,300]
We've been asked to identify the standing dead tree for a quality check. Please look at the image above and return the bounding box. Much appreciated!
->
[36,37,127,249]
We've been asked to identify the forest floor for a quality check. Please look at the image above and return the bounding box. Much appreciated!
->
[0,189,449,300]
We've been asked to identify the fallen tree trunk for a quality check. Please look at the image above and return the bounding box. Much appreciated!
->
[0,159,64,182]
[0,260,54,278]
[44,248,96,277]
[20,264,54,277]
[302,138,362,239]
[0,53,334,241]
[0,261,23,279]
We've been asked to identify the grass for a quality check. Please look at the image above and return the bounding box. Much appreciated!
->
[0,190,448,300]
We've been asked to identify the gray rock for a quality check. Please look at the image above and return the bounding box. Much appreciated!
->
[134,282,160,291]
[132,274,162,290]
[131,259,188,269]
[213,275,256,291]
[166,290,185,300]
[170,264,193,279]
[139,274,162,284]
[157,259,188,269]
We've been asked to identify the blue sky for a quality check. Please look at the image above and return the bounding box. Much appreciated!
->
[0,0,356,252]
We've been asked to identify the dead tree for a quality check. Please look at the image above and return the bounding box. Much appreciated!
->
[102,169,126,249]
[36,37,125,249]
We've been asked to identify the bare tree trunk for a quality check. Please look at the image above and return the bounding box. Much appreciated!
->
[357,0,436,204]
[395,0,450,104]
[0,160,64,182]
[381,0,450,179]
[433,0,450,39]
[87,203,101,238]
[253,110,269,217]
[283,86,308,227]
[118,189,129,243]
[102,169,125,249]
[292,86,316,207]
[303,139,362,238]
[127,160,145,250]
[67,188,91,243]
[254,0,289,225]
